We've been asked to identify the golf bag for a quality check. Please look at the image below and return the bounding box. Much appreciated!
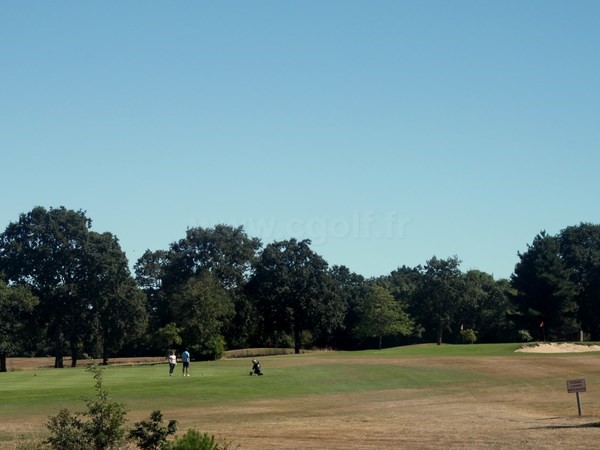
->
[250,360,263,376]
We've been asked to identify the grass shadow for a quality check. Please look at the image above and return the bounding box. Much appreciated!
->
[531,421,600,429]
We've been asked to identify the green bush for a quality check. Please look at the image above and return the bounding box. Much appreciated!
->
[129,410,177,450]
[166,429,234,450]
[300,330,314,349]
[517,329,533,342]
[45,409,87,450]
[272,331,294,348]
[194,335,227,360]
[35,362,239,450]
[44,363,128,450]
[460,329,478,344]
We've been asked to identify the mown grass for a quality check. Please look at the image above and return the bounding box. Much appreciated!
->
[315,342,525,357]
[0,344,518,415]
[0,361,472,414]
[3,342,591,447]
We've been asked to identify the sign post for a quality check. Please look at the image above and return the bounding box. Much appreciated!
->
[567,379,586,417]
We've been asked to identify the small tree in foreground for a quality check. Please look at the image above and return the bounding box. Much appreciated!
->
[45,363,128,449]
[45,408,87,450]
[40,361,235,450]
[128,410,177,450]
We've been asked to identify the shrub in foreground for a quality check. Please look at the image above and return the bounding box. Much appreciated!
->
[45,363,128,449]
[40,362,235,450]
[129,410,177,450]
[166,429,236,450]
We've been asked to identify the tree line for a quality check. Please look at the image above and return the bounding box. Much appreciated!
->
[1,206,599,371]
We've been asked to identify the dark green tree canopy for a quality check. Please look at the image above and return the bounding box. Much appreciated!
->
[558,223,600,338]
[134,250,171,343]
[83,232,148,365]
[329,265,368,348]
[413,256,466,345]
[135,250,168,293]
[0,280,38,372]
[511,231,579,340]
[136,225,262,353]
[165,224,261,292]
[0,207,146,367]
[0,206,91,292]
[171,272,234,357]
[4,205,600,362]
[248,239,345,353]
[462,270,517,343]
[0,207,93,368]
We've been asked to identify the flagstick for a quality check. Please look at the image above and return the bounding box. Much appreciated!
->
[540,321,546,342]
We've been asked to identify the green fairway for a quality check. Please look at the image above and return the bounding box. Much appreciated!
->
[3,344,600,449]
[320,342,525,357]
[0,344,522,417]
[0,344,516,414]
[0,357,465,414]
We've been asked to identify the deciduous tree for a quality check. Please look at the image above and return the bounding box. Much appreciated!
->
[159,225,261,349]
[329,265,367,349]
[248,239,344,353]
[134,250,169,321]
[164,225,260,291]
[461,270,517,343]
[84,232,147,365]
[171,272,234,359]
[0,280,38,372]
[0,207,91,368]
[413,256,466,345]
[354,284,413,350]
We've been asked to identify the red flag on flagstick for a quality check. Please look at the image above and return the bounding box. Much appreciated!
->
[540,321,544,327]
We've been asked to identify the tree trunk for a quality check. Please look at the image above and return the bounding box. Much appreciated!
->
[294,326,301,355]
[102,333,110,365]
[54,330,64,368]
[436,321,444,345]
[379,334,383,350]
[0,353,7,372]
[70,339,78,367]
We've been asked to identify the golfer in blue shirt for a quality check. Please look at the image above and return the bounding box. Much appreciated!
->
[181,349,191,376]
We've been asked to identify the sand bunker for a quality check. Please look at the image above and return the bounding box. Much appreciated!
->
[516,342,600,353]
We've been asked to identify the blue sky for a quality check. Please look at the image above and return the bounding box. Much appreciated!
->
[2,1,599,280]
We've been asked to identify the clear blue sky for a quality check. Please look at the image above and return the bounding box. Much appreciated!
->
[2,1,599,280]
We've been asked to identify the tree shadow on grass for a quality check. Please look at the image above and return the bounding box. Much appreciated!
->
[530,421,600,430]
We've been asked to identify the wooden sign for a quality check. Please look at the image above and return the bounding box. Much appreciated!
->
[567,379,586,416]
[567,379,586,394]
